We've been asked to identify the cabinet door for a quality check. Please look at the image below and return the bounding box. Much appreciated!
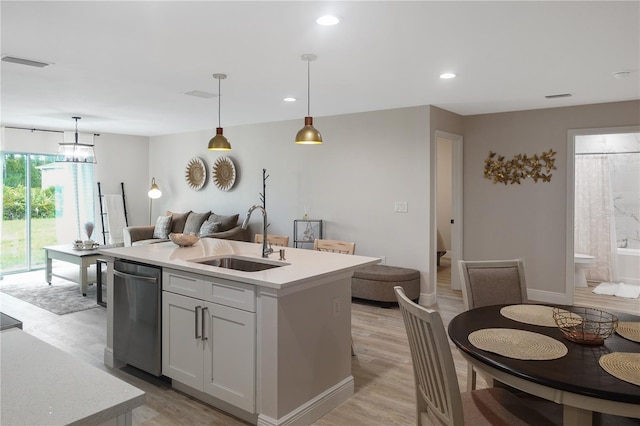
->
[162,291,204,390]
[202,301,256,412]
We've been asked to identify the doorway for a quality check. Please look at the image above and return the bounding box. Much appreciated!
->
[432,131,463,293]
[566,126,640,302]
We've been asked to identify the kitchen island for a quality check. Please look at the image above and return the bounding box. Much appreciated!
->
[1,328,145,426]
[99,238,379,426]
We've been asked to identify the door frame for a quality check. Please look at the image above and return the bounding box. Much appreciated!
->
[431,130,463,294]
[565,125,639,302]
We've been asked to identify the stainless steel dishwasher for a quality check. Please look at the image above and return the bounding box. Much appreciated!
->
[113,259,162,376]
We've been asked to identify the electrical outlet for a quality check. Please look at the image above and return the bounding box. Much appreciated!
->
[333,297,341,317]
[394,201,408,213]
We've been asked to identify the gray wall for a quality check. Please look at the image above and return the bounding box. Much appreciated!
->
[149,106,436,298]
[462,100,640,302]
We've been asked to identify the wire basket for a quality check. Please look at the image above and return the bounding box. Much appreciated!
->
[552,307,618,345]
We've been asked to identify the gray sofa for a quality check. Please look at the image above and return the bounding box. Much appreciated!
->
[123,210,249,246]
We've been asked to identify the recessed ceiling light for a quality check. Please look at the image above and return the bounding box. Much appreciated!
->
[613,71,630,80]
[440,73,456,79]
[284,97,297,102]
[2,55,51,68]
[316,15,340,26]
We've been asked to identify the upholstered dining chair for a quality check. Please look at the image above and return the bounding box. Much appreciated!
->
[394,286,556,426]
[255,233,289,247]
[312,239,356,254]
[457,258,528,390]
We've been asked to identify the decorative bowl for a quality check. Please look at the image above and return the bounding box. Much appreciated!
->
[552,306,618,345]
[169,232,199,247]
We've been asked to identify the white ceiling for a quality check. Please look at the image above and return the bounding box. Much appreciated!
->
[1,1,638,137]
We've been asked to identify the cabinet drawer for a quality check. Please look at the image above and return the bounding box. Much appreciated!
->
[204,279,256,312]
[163,269,205,299]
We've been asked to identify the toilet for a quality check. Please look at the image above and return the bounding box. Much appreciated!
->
[575,253,596,288]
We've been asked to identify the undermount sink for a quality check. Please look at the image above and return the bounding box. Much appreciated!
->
[191,256,286,272]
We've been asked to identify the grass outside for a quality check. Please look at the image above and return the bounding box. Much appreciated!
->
[1,218,57,273]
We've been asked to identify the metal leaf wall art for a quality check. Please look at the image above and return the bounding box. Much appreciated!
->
[484,149,556,185]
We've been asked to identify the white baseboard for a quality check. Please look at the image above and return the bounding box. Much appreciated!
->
[257,376,354,426]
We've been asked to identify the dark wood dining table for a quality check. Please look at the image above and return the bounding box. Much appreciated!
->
[447,304,640,426]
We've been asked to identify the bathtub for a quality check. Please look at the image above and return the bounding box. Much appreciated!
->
[617,248,640,286]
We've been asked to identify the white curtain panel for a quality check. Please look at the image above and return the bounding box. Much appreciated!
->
[575,155,618,282]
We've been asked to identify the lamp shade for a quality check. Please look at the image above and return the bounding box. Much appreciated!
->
[295,117,323,144]
[55,142,97,163]
[148,178,162,199]
[208,127,231,150]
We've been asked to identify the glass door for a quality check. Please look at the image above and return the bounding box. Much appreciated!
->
[1,152,92,275]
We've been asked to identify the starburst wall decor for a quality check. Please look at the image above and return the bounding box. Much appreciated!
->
[484,149,556,185]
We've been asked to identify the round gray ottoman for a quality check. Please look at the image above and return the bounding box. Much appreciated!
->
[352,264,420,307]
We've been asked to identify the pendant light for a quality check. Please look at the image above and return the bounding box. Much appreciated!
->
[55,116,97,163]
[208,73,231,151]
[295,54,323,145]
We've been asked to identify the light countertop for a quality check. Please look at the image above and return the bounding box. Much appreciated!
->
[99,239,380,289]
[1,328,145,425]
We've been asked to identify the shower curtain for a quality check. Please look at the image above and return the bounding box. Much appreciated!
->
[575,155,618,282]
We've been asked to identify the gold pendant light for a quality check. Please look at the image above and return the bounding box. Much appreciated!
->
[295,54,323,145]
[208,73,231,151]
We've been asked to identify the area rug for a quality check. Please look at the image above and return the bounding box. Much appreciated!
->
[0,282,103,315]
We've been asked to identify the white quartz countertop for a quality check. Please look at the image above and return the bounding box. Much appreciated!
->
[0,328,145,425]
[99,239,380,289]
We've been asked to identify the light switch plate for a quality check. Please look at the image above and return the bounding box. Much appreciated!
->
[394,201,408,213]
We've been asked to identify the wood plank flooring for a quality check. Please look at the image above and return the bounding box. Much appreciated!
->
[0,260,638,425]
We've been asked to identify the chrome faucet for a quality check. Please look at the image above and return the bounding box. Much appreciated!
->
[241,204,273,258]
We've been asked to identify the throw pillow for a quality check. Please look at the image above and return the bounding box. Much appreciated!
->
[153,215,172,239]
[166,210,191,233]
[183,211,210,234]
[208,213,239,232]
[199,220,223,238]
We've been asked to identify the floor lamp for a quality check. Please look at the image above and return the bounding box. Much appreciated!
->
[148,177,162,224]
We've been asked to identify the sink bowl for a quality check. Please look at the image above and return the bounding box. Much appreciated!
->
[192,256,285,272]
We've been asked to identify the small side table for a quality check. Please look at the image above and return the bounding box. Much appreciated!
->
[293,219,323,248]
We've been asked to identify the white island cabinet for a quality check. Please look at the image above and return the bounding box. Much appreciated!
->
[162,268,256,412]
[99,239,381,426]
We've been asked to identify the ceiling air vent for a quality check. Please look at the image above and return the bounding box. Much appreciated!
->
[1,56,51,68]
[545,93,572,99]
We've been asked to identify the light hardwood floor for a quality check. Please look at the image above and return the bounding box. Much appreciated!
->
[0,260,638,425]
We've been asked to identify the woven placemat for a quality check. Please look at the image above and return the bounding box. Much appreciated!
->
[616,322,640,343]
[469,328,568,360]
[500,304,577,327]
[599,352,640,386]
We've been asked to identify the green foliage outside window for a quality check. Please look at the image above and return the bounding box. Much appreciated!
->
[3,185,56,220]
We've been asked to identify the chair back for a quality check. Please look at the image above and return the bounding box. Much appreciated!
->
[458,259,528,311]
[395,286,464,426]
[312,239,355,255]
[255,233,289,247]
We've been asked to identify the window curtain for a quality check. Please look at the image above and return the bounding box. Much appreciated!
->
[575,155,618,282]
[54,162,95,242]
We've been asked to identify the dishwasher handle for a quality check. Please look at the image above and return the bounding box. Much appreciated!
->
[113,269,159,283]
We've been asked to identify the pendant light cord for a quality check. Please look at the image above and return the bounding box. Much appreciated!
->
[218,77,222,127]
[73,116,80,144]
[307,59,311,116]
